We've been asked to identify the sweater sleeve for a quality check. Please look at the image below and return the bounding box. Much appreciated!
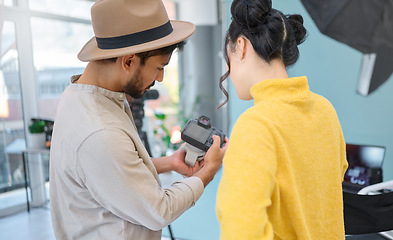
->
[217,113,277,240]
[340,129,349,181]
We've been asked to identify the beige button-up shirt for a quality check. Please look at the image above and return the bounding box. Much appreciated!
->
[50,82,204,240]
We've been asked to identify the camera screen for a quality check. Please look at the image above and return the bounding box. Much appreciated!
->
[183,123,212,144]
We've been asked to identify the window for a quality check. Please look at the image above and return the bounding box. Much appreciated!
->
[0,20,26,209]
[3,0,16,7]
[30,17,92,119]
[29,0,93,20]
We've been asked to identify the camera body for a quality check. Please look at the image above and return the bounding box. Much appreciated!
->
[181,116,226,152]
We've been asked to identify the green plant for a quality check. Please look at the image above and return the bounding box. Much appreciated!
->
[29,120,46,134]
[153,111,171,154]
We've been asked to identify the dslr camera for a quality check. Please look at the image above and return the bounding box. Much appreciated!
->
[181,116,226,166]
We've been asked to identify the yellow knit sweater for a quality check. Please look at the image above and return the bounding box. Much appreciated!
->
[216,77,348,240]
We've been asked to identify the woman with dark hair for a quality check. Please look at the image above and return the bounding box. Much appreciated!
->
[216,0,348,239]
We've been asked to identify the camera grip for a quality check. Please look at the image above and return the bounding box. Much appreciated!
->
[182,144,205,167]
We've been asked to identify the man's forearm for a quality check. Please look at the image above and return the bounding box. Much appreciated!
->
[152,156,173,174]
[193,167,217,187]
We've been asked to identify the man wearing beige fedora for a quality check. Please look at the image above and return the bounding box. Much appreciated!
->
[49,0,227,239]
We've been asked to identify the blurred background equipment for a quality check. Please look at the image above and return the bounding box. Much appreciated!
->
[342,143,385,193]
[343,180,393,237]
[127,89,159,156]
[301,0,393,96]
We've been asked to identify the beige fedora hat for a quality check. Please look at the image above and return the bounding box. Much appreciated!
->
[78,0,196,62]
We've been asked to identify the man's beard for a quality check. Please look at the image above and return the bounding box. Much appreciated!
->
[124,66,151,99]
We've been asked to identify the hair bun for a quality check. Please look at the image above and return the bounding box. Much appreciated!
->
[231,0,272,28]
[287,14,307,45]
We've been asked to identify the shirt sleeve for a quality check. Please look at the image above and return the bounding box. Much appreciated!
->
[75,128,204,231]
[217,113,277,240]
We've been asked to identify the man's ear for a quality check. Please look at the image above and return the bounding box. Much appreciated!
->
[120,54,136,71]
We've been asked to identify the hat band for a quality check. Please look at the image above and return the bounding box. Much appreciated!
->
[96,21,173,50]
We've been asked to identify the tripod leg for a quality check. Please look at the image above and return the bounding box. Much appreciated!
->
[167,224,175,240]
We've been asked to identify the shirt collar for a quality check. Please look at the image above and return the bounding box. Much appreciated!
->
[69,83,126,108]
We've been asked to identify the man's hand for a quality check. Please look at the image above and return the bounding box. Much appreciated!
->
[152,146,203,176]
[171,147,204,177]
[152,136,228,184]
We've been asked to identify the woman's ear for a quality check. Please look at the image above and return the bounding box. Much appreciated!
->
[236,37,247,63]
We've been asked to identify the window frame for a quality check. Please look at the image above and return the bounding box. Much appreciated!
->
[3,1,91,141]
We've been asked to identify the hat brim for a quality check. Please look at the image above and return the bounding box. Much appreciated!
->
[77,20,195,62]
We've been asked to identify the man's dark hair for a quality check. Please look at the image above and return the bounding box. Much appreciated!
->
[136,41,186,65]
[100,41,186,65]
